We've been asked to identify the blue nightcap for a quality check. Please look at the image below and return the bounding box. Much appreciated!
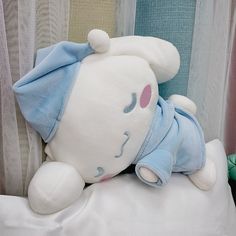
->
[13,41,94,142]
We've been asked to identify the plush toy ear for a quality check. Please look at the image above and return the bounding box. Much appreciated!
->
[107,36,180,84]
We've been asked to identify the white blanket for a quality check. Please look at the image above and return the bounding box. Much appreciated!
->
[0,139,235,236]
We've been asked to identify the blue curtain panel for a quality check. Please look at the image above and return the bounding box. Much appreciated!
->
[135,0,196,99]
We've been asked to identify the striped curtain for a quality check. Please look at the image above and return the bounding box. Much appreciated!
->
[135,0,236,148]
[187,0,231,143]
[225,1,236,155]
[1,0,235,196]
[0,0,136,196]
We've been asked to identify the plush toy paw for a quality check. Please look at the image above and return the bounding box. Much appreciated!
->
[188,158,216,191]
[28,161,85,214]
[168,94,197,115]
[139,167,159,183]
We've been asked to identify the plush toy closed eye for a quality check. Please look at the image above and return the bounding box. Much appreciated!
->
[13,29,216,214]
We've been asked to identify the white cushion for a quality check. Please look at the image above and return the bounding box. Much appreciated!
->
[0,139,235,236]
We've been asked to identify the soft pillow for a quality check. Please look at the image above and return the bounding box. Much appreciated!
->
[0,140,235,236]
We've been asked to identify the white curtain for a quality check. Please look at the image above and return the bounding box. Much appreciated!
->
[0,0,22,196]
[0,0,70,196]
[115,0,136,36]
[0,0,137,196]
[35,0,70,49]
[187,0,232,143]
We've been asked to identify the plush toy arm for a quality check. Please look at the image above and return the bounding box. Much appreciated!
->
[28,161,85,214]
[135,149,174,187]
[168,94,197,115]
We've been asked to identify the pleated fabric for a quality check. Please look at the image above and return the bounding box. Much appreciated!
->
[0,0,70,196]
[68,0,116,42]
[224,1,236,154]
[35,0,70,49]
[0,0,23,195]
[188,0,231,142]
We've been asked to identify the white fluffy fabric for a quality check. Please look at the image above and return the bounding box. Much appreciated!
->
[28,162,85,214]
[87,29,110,53]
[0,140,235,236]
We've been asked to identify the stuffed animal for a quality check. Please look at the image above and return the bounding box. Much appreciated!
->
[13,29,216,214]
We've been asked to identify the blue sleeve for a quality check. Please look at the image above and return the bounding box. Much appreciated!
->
[135,149,174,187]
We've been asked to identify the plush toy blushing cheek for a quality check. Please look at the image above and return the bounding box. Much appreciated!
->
[96,168,119,182]
[140,84,152,108]
[100,174,115,182]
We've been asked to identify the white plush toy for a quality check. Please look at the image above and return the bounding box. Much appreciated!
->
[13,29,216,214]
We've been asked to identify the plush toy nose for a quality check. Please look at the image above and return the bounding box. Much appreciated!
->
[140,84,152,108]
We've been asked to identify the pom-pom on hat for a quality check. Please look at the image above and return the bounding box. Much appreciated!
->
[13,29,110,142]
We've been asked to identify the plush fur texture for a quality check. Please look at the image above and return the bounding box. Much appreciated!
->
[14,30,216,214]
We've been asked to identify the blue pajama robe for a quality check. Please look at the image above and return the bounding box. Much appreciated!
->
[133,97,206,187]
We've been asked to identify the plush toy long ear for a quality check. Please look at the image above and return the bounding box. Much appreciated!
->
[107,36,180,84]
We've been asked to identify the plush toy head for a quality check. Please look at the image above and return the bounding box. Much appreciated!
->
[13,29,180,184]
